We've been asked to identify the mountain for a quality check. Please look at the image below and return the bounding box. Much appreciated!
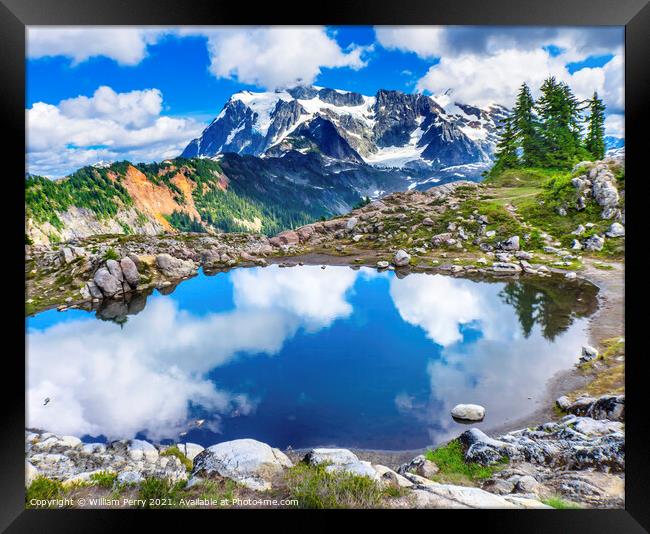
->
[24,157,330,245]
[27,86,511,246]
[181,86,508,172]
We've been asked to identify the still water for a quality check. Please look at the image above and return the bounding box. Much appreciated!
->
[27,265,598,450]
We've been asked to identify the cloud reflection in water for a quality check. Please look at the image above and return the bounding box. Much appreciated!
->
[27,266,595,448]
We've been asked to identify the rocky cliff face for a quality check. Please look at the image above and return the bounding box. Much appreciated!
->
[181,85,508,170]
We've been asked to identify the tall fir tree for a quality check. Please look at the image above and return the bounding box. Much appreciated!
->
[512,83,543,167]
[492,115,519,171]
[584,91,606,160]
[535,77,585,168]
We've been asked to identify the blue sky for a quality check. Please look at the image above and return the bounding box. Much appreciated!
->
[26,26,624,177]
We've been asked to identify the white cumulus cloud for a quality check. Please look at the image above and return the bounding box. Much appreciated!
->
[27,27,167,65]
[27,86,203,177]
[184,27,369,89]
[376,26,624,113]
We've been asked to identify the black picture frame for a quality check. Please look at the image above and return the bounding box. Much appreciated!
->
[3,0,648,530]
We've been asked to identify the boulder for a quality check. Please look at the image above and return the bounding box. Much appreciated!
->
[398,455,439,479]
[404,481,548,509]
[304,448,359,467]
[514,475,542,495]
[25,461,39,487]
[324,460,380,481]
[592,174,619,208]
[297,226,315,242]
[275,230,300,246]
[128,439,159,463]
[584,235,605,252]
[120,257,140,288]
[377,260,390,269]
[59,247,74,264]
[499,236,520,251]
[106,259,124,282]
[392,249,411,267]
[565,395,624,421]
[580,345,599,362]
[346,217,358,231]
[556,396,572,411]
[451,404,486,422]
[373,465,413,488]
[491,262,522,274]
[155,254,197,278]
[605,222,625,238]
[93,268,122,297]
[482,478,515,495]
[422,217,434,226]
[86,281,103,299]
[191,439,292,491]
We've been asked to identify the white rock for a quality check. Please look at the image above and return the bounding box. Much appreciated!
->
[59,435,82,448]
[377,260,389,269]
[128,439,159,463]
[118,471,144,486]
[556,396,572,410]
[572,417,624,436]
[451,404,486,421]
[305,448,359,466]
[25,461,39,487]
[491,262,522,274]
[373,465,413,488]
[500,236,520,251]
[392,249,411,267]
[580,345,599,362]
[565,271,577,280]
[346,217,358,231]
[409,482,548,509]
[606,222,625,238]
[324,460,381,481]
[584,235,605,251]
[191,439,293,491]
[81,443,106,455]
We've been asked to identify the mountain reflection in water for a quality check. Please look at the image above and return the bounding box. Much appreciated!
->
[27,266,598,450]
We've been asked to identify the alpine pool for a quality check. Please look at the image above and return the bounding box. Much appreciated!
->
[27,265,598,451]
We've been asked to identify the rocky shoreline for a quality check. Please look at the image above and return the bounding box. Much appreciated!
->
[25,393,624,508]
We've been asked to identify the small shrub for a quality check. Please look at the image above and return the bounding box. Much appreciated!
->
[424,440,508,484]
[104,247,119,261]
[198,479,237,505]
[137,477,187,508]
[26,477,64,507]
[286,464,385,509]
[542,496,581,509]
[89,471,117,489]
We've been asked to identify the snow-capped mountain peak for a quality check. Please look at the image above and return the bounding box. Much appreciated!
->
[181,85,508,171]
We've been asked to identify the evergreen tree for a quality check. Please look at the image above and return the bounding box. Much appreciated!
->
[584,91,606,160]
[492,115,519,171]
[512,83,543,166]
[535,77,584,168]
